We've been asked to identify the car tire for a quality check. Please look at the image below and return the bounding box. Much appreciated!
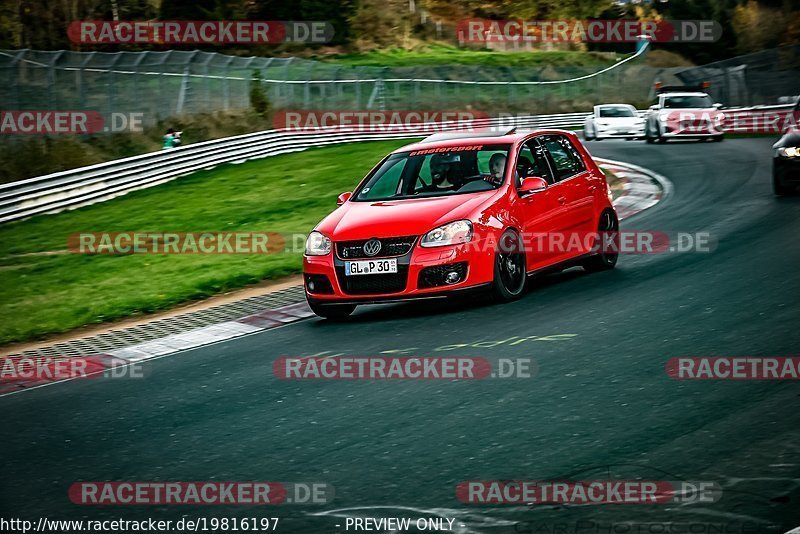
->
[584,128,595,141]
[491,229,527,302]
[308,301,356,320]
[645,122,659,144]
[582,210,619,272]
[713,135,724,142]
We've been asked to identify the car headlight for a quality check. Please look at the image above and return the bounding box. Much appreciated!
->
[305,231,332,256]
[778,147,799,158]
[420,220,473,248]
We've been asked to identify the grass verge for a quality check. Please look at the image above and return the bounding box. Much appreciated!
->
[315,44,623,67]
[0,139,413,346]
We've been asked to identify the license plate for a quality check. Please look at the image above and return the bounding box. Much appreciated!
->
[345,259,398,276]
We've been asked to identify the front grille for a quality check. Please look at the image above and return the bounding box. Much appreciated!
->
[336,236,417,259]
[418,262,468,289]
[678,121,712,132]
[304,274,334,295]
[335,266,409,295]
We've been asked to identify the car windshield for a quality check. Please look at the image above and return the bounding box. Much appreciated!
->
[354,144,511,201]
[663,95,714,108]
[599,107,636,118]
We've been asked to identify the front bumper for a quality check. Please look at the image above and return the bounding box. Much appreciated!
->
[303,237,495,304]
[595,125,645,139]
[658,122,724,138]
[774,157,800,185]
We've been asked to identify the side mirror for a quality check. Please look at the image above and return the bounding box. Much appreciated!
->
[519,177,548,196]
[713,103,723,109]
[649,105,659,111]
[336,192,352,206]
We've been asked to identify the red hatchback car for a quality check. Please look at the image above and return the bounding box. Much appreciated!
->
[303,128,618,319]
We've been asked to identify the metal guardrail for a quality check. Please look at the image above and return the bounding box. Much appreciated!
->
[0,112,588,224]
[0,105,792,224]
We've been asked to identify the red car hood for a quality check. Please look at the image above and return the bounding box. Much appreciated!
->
[316,191,499,240]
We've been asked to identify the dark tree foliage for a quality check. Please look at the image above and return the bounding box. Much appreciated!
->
[1,0,798,59]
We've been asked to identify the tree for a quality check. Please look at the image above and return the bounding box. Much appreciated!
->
[249,69,271,117]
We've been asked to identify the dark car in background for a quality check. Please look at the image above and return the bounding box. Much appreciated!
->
[773,128,800,196]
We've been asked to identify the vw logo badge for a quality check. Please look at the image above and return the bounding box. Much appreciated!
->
[363,238,382,257]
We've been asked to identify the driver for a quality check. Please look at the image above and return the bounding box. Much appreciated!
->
[429,154,457,189]
[489,153,507,185]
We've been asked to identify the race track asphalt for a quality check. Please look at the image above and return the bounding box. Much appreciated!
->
[2,137,799,533]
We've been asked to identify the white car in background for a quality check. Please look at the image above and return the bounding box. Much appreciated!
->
[583,104,645,141]
[644,88,725,143]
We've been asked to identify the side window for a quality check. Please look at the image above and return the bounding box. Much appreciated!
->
[530,139,555,185]
[541,136,584,182]
[515,140,554,188]
[515,144,534,188]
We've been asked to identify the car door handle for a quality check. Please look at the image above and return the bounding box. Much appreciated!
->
[558,196,567,204]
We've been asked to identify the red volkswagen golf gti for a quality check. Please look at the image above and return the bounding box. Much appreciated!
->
[303,129,618,318]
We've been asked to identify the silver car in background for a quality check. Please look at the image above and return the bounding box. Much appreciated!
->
[583,104,645,141]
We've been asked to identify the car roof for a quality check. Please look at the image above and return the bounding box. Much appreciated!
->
[393,128,574,153]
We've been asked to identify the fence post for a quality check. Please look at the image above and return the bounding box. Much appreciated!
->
[107,52,120,119]
[48,51,64,110]
[9,50,27,110]
[283,57,293,108]
[222,55,233,110]
[177,51,199,115]
[156,51,171,119]
[354,67,362,109]
[131,52,146,114]
[303,62,314,109]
